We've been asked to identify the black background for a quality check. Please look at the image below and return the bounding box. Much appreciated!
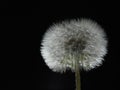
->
[0,1,119,90]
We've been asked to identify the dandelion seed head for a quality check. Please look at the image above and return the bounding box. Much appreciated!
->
[40,18,108,72]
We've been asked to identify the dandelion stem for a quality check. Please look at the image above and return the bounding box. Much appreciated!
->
[75,58,81,90]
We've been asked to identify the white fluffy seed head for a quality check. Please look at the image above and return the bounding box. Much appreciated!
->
[40,18,108,73]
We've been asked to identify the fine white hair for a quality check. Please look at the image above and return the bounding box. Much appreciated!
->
[40,18,108,73]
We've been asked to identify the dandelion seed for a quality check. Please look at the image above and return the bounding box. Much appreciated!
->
[40,18,108,90]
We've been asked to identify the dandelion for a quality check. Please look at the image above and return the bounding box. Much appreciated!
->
[40,18,108,90]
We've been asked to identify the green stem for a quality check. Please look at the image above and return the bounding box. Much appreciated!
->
[75,59,81,90]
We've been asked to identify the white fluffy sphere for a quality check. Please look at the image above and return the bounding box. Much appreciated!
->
[40,18,107,72]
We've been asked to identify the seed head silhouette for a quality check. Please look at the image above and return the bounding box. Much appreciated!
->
[40,18,108,90]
